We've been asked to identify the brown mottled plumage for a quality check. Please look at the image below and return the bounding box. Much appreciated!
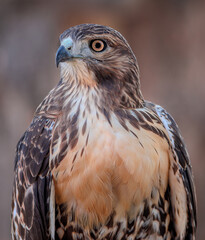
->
[11,24,197,240]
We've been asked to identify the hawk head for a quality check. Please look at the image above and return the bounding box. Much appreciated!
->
[56,24,144,108]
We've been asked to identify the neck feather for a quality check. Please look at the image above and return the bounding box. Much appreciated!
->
[59,61,144,111]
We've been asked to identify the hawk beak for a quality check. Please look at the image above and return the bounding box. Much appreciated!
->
[56,45,72,67]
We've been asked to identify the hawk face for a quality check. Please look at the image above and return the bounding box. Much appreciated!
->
[56,24,144,108]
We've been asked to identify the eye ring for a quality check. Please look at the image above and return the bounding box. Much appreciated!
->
[90,39,107,52]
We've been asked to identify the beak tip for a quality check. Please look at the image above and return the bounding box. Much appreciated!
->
[55,52,60,68]
[55,45,71,67]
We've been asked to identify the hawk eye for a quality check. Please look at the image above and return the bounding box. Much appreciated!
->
[90,40,106,52]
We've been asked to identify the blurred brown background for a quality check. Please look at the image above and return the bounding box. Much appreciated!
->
[0,0,204,239]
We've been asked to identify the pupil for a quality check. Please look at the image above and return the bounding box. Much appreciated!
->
[95,42,102,49]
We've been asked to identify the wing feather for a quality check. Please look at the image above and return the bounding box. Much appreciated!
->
[11,116,55,240]
[152,103,197,239]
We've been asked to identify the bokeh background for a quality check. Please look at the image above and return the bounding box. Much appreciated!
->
[0,0,205,239]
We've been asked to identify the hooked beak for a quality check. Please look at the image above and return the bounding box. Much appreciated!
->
[56,45,73,67]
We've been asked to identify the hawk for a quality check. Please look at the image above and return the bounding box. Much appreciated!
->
[11,24,197,240]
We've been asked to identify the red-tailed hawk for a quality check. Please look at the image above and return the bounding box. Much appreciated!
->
[11,24,197,240]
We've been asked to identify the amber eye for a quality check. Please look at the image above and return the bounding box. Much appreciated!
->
[90,40,107,52]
